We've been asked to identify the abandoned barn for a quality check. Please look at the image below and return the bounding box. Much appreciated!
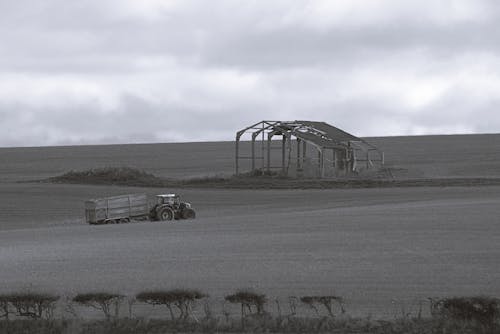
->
[235,120,384,178]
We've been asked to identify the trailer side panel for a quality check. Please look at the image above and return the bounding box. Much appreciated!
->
[85,193,148,224]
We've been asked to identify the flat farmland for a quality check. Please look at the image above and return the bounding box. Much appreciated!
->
[1,133,500,317]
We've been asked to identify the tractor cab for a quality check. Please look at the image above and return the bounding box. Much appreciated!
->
[156,194,180,206]
[151,193,196,221]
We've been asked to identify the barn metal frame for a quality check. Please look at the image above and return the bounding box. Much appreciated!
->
[235,120,384,177]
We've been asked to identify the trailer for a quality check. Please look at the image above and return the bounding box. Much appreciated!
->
[84,193,196,224]
[85,193,149,224]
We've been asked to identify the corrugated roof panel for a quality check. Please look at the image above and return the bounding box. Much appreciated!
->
[291,131,345,149]
[294,120,360,142]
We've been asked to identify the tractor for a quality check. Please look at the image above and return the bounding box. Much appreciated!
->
[150,194,196,221]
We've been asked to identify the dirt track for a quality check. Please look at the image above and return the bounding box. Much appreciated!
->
[1,183,499,317]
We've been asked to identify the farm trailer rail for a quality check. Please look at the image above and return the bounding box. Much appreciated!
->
[85,193,196,225]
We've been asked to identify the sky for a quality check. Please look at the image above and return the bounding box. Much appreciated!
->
[1,0,500,147]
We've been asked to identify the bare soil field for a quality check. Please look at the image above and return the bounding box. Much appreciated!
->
[1,133,500,318]
[1,184,499,317]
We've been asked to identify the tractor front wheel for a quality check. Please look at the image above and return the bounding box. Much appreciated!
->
[182,208,196,219]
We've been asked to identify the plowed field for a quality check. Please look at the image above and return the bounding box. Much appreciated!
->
[1,134,499,317]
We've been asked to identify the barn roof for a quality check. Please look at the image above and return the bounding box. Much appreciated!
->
[236,120,379,151]
[271,120,374,150]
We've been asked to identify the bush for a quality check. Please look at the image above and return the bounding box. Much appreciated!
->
[225,290,267,317]
[0,295,9,320]
[300,295,345,317]
[136,289,206,320]
[432,296,500,325]
[0,292,59,319]
[48,167,165,186]
[73,292,123,320]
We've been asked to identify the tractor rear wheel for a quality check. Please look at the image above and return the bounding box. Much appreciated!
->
[157,207,174,221]
[182,208,196,219]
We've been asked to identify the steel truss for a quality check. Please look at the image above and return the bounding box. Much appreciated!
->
[235,120,384,177]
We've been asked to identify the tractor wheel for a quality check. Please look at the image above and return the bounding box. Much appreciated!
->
[182,208,196,219]
[157,207,174,221]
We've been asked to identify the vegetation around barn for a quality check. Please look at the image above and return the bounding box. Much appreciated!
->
[45,166,500,189]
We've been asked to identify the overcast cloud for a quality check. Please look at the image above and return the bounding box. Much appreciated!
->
[1,0,500,146]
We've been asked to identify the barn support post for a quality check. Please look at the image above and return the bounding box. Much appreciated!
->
[296,138,302,173]
[251,132,260,171]
[345,148,350,176]
[317,150,322,178]
[282,135,286,175]
[261,123,265,170]
[302,140,307,173]
[332,149,336,175]
[267,132,275,173]
[235,134,240,175]
[267,136,271,173]
[320,148,325,178]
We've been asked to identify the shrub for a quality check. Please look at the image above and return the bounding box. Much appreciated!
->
[300,295,345,317]
[0,295,10,319]
[0,292,59,319]
[225,290,267,317]
[48,167,165,186]
[431,296,500,325]
[72,292,123,320]
[136,289,206,320]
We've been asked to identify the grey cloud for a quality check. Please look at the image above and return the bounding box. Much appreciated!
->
[0,93,263,146]
[200,22,500,70]
[0,0,500,146]
[3,1,500,73]
[409,93,500,133]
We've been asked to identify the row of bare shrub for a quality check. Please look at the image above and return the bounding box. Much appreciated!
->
[1,290,499,329]
[0,293,59,320]
[0,289,347,321]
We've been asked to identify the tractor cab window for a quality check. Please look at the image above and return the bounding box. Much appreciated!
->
[157,196,179,205]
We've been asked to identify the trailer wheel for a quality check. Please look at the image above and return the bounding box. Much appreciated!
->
[157,207,174,221]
